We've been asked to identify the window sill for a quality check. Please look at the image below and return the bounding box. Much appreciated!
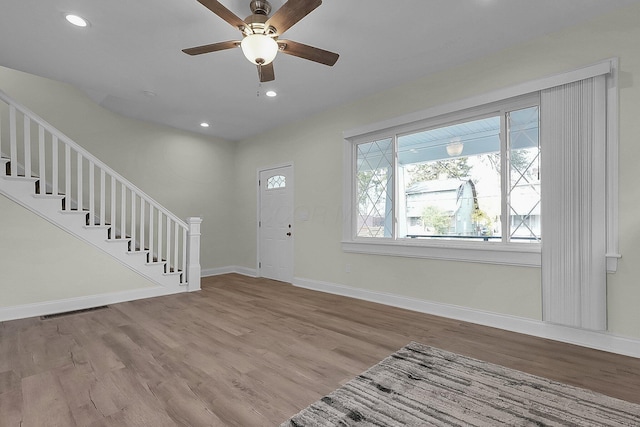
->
[342,239,541,267]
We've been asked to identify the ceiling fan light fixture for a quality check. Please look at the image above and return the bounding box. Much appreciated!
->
[241,34,278,65]
[182,0,338,82]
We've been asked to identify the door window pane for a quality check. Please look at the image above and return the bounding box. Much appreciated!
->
[267,175,286,189]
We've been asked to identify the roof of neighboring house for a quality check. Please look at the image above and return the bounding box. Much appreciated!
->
[406,178,471,195]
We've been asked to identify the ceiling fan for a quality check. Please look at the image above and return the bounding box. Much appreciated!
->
[182,0,339,82]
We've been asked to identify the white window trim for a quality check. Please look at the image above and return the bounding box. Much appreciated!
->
[342,58,619,270]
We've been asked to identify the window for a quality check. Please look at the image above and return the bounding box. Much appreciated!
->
[356,138,393,238]
[343,59,619,268]
[395,105,540,243]
[354,96,540,245]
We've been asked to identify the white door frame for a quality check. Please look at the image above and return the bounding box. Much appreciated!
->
[256,162,294,281]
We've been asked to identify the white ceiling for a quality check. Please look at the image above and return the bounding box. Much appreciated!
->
[1,0,637,141]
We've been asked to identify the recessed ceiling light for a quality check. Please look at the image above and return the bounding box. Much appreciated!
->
[65,14,88,27]
[266,90,277,97]
[200,122,210,128]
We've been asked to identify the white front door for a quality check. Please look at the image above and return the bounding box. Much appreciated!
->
[258,165,293,283]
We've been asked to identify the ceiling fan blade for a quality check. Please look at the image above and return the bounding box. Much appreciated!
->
[196,0,246,30]
[278,40,339,66]
[258,63,275,82]
[182,40,240,56]
[265,0,322,35]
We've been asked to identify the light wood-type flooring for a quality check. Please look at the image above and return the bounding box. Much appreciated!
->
[1,273,639,426]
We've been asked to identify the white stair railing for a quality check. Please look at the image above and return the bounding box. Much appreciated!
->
[0,89,200,289]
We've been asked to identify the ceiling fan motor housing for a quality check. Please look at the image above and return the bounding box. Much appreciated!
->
[244,0,275,35]
[250,0,272,16]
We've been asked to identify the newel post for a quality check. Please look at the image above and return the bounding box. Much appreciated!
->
[186,217,203,292]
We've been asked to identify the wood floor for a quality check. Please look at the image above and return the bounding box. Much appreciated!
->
[1,274,639,426]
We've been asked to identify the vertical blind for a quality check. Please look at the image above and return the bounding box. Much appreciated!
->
[541,75,607,331]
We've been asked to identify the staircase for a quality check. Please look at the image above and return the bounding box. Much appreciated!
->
[0,89,202,306]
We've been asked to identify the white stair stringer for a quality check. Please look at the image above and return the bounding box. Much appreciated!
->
[0,171,184,290]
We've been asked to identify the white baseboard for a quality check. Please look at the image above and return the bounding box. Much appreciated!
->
[201,266,236,276]
[0,286,184,322]
[0,267,255,322]
[202,266,257,278]
[7,267,637,359]
[293,276,640,359]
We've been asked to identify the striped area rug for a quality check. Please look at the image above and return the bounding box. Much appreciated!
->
[281,341,640,426]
